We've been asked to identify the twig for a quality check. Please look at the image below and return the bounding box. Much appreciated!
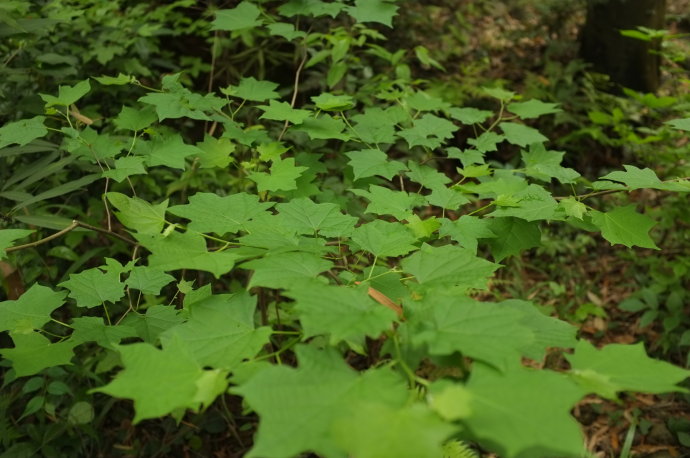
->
[278,46,308,141]
[6,220,137,253]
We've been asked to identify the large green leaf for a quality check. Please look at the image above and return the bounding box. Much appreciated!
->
[125,266,175,295]
[39,79,90,107]
[248,158,308,192]
[0,116,47,149]
[485,217,541,261]
[1,332,77,377]
[134,134,200,169]
[566,340,690,399]
[242,252,332,289]
[160,293,271,369]
[0,284,65,333]
[351,185,424,220]
[106,192,168,235]
[438,216,495,253]
[590,205,658,249]
[59,266,126,308]
[221,77,279,101]
[0,229,34,260]
[168,192,274,235]
[346,148,406,180]
[346,0,399,27]
[594,165,688,192]
[233,345,408,458]
[507,99,562,119]
[499,122,547,147]
[212,2,262,31]
[275,197,356,237]
[397,114,458,149]
[350,219,418,257]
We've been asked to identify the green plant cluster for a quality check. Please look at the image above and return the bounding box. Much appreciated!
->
[2,1,690,457]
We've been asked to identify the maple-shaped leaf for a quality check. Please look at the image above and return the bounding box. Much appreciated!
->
[332,402,456,458]
[248,158,308,192]
[521,143,580,184]
[233,345,408,458]
[134,134,200,170]
[463,363,586,457]
[64,127,123,162]
[447,107,492,125]
[194,135,235,169]
[665,117,690,131]
[295,115,351,141]
[92,339,227,423]
[406,215,440,238]
[275,198,357,237]
[594,164,688,192]
[0,284,65,334]
[507,99,562,119]
[168,192,274,235]
[212,1,262,31]
[566,340,690,399]
[160,293,271,369]
[490,184,561,222]
[405,162,451,191]
[438,216,496,253]
[0,229,34,260]
[346,0,399,27]
[125,266,175,295]
[499,122,547,147]
[351,185,424,220]
[59,267,125,308]
[0,116,47,148]
[346,149,406,181]
[404,91,450,112]
[351,108,397,144]
[106,192,168,235]
[102,156,147,182]
[121,304,184,343]
[267,22,307,41]
[139,82,227,122]
[468,131,504,153]
[401,244,499,292]
[590,205,658,249]
[350,220,418,257]
[70,316,137,349]
[560,197,587,220]
[410,294,533,369]
[1,332,77,377]
[40,79,90,107]
[242,252,333,289]
[138,230,240,278]
[278,0,345,18]
[310,93,354,111]
[238,214,301,251]
[485,217,541,262]
[257,100,311,124]
[425,186,469,210]
[221,77,279,101]
[397,114,458,149]
[113,105,157,131]
[286,283,398,345]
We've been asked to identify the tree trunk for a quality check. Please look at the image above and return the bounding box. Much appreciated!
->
[580,0,666,93]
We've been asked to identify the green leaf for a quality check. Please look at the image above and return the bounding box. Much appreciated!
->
[560,197,587,220]
[295,115,350,141]
[168,192,274,235]
[287,284,397,344]
[351,108,397,144]
[351,185,423,220]
[138,230,240,279]
[1,332,76,377]
[0,284,65,333]
[311,93,355,111]
[242,252,332,289]
[106,192,168,235]
[485,217,541,262]
[0,116,47,149]
[521,143,580,184]
[161,293,271,369]
[257,100,311,124]
[276,198,357,237]
[464,363,585,457]
[125,266,175,295]
[93,73,134,86]
[267,22,307,41]
[507,99,562,119]
[0,229,34,260]
[211,1,262,31]
[467,131,504,153]
[248,158,308,192]
[405,162,451,191]
[425,186,469,210]
[233,345,408,458]
[499,122,548,147]
[121,304,184,343]
[278,0,345,18]
[346,0,399,27]
[70,317,137,349]
[59,266,125,308]
[138,81,227,122]
[490,184,560,222]
[404,91,450,112]
[92,340,226,423]
[566,340,690,399]
[135,134,200,169]
[333,403,455,458]
[397,114,458,149]
[595,164,687,191]
[221,77,280,102]
[438,216,495,253]
[346,149,406,180]
[401,244,498,292]
[411,295,533,368]
[590,205,658,249]
[447,107,492,125]
[102,156,147,182]
[40,79,90,107]
[665,117,690,131]
[482,86,516,101]
[350,220,418,257]
[405,215,440,238]
[113,105,157,131]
